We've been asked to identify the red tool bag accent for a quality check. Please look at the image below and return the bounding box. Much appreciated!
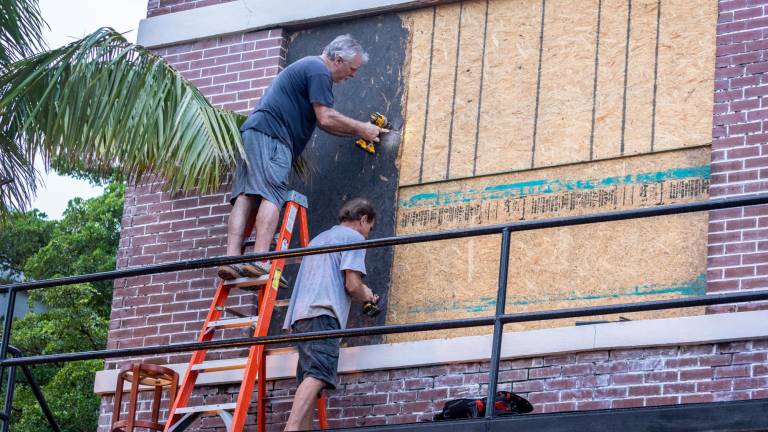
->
[433,391,533,421]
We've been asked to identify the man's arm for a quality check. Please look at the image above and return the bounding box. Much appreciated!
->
[314,103,384,141]
[344,269,377,303]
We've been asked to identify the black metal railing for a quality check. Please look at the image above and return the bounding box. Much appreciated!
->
[0,347,61,432]
[1,193,768,428]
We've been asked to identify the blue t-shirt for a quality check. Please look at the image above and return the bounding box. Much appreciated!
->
[283,225,367,330]
[240,56,334,159]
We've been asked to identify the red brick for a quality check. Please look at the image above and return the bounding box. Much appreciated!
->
[559,389,593,401]
[527,391,559,404]
[612,398,644,409]
[544,377,579,390]
[576,400,611,411]
[418,388,448,401]
[399,401,433,414]
[512,380,544,393]
[644,371,678,383]
[611,373,644,385]
[562,364,594,376]
[628,385,661,397]
[715,365,750,378]
[646,396,679,406]
[680,368,714,381]
[529,366,561,379]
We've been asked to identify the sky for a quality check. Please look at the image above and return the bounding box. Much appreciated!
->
[30,0,147,219]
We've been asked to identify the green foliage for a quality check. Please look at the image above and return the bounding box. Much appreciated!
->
[2,182,124,432]
[0,25,246,216]
[0,209,53,283]
[0,0,47,67]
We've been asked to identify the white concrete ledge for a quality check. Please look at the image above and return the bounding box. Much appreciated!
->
[137,0,455,48]
[95,310,768,394]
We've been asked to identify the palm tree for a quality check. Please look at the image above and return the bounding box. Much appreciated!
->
[0,0,249,216]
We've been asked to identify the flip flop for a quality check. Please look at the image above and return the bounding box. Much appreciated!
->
[217,264,245,280]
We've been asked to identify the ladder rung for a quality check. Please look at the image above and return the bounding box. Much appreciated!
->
[274,299,290,307]
[206,316,258,330]
[223,274,289,290]
[191,358,247,373]
[223,275,269,290]
[175,402,237,415]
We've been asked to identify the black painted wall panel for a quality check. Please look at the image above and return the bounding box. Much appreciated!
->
[270,13,407,345]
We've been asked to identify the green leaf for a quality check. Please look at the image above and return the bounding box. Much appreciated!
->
[0,27,246,215]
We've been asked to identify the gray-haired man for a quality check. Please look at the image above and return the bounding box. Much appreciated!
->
[219,35,386,280]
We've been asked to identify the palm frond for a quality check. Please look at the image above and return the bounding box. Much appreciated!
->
[0,0,47,66]
[0,27,248,213]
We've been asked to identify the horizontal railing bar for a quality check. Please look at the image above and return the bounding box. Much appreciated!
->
[3,288,767,367]
[2,194,767,294]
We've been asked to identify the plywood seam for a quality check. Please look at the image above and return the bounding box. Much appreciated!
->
[398,143,712,189]
[589,0,604,161]
[445,1,464,180]
[530,0,547,169]
[472,0,490,177]
[620,0,633,155]
[417,6,437,184]
[650,0,662,152]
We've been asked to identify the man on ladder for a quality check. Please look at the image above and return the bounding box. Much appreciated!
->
[282,198,379,431]
[218,34,386,280]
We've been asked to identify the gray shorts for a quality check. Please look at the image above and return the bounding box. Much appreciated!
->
[229,129,291,207]
[292,315,341,390]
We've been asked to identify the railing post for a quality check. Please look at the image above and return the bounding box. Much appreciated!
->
[486,228,511,419]
[0,287,16,394]
[0,362,15,432]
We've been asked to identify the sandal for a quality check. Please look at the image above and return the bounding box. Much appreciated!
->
[217,264,245,280]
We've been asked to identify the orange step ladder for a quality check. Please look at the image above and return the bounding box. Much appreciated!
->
[164,191,328,432]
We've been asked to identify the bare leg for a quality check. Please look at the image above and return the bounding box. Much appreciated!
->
[252,199,281,253]
[226,194,261,256]
[285,377,325,431]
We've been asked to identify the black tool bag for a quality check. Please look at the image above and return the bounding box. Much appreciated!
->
[433,391,533,421]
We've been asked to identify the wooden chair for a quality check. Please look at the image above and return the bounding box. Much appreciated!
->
[111,363,179,432]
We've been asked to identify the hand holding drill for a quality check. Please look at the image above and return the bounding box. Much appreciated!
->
[362,285,380,317]
[355,112,391,154]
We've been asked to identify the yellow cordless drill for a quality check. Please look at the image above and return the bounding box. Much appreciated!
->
[355,112,391,154]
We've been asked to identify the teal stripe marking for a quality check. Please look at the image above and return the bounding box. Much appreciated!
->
[392,274,706,316]
[400,165,710,209]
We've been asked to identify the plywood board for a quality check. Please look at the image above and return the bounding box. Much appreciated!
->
[534,0,598,167]
[654,0,717,151]
[447,0,487,179]
[474,0,542,174]
[387,147,710,342]
[398,0,716,185]
[398,8,434,185]
[592,0,630,160]
[421,2,462,182]
[623,0,659,156]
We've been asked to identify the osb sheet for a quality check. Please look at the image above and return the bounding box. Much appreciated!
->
[387,147,710,342]
[534,0,598,167]
[623,0,659,156]
[654,0,717,151]
[421,2,462,183]
[398,8,434,185]
[448,0,487,179]
[474,0,541,174]
[592,0,630,160]
[397,0,716,185]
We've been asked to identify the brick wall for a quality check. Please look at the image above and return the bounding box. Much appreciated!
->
[98,28,287,429]
[708,0,768,303]
[99,339,768,431]
[146,0,237,17]
[99,0,768,430]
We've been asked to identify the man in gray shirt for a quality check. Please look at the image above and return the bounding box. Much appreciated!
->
[218,35,385,280]
[283,198,379,431]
